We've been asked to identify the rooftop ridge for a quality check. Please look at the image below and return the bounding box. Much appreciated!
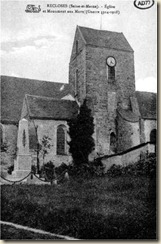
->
[136,90,157,95]
[0,75,69,86]
[78,25,122,34]
[25,94,75,102]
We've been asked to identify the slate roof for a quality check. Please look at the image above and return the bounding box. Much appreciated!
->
[117,91,157,122]
[117,108,140,122]
[78,26,133,52]
[135,91,157,119]
[1,76,73,123]
[25,94,79,120]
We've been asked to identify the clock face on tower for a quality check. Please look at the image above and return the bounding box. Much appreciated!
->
[106,57,116,67]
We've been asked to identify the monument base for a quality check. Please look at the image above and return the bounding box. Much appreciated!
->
[12,170,31,180]
[15,154,32,171]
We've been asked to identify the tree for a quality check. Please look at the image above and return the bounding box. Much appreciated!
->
[38,135,52,177]
[40,135,52,166]
[68,99,95,167]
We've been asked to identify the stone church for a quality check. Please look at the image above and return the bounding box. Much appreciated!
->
[0,26,157,168]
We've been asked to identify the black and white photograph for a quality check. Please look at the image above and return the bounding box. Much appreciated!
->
[0,0,157,240]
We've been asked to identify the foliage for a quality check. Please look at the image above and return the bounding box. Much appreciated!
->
[39,136,52,166]
[68,99,95,168]
[31,165,37,174]
[40,161,56,184]
[67,158,105,178]
[7,165,14,175]
[106,153,156,178]
[0,142,17,175]
[88,158,105,176]
[55,162,68,175]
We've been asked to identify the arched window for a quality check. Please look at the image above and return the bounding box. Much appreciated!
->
[150,129,157,144]
[108,66,115,81]
[110,132,117,153]
[57,125,66,155]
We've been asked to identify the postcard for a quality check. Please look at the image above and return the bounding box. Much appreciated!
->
[0,0,157,240]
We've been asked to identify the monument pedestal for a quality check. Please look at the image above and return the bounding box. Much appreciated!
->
[13,154,31,179]
[13,118,32,181]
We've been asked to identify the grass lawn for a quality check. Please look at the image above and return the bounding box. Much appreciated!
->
[1,224,63,240]
[1,175,156,239]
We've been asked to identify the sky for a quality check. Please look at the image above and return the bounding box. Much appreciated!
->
[0,0,157,92]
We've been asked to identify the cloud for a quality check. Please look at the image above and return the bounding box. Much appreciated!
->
[1,36,57,53]
[136,77,157,93]
[0,50,7,57]
[1,32,68,54]
[34,38,55,49]
[11,45,37,54]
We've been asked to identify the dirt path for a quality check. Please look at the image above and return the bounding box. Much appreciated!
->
[0,220,80,240]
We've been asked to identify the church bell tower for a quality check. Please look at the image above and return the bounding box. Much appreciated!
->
[69,26,137,155]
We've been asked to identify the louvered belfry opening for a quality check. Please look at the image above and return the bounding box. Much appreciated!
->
[57,125,66,155]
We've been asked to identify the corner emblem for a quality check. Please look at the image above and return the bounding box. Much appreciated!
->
[25,5,41,13]
[134,0,154,9]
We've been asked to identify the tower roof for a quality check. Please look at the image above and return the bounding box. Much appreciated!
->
[78,26,133,52]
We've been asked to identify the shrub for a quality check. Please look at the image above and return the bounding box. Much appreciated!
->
[7,165,14,174]
[88,158,105,176]
[0,152,13,172]
[31,165,37,174]
[67,158,105,178]
[107,164,123,177]
[106,153,156,178]
[42,161,56,183]
[55,162,68,175]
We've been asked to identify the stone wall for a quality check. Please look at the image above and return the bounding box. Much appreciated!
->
[85,46,136,154]
[69,49,86,104]
[143,119,157,142]
[85,45,135,105]
[116,114,140,153]
[139,119,157,144]
[69,27,86,104]
[28,119,72,167]
[101,142,155,172]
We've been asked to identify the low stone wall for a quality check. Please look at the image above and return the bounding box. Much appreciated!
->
[101,142,155,172]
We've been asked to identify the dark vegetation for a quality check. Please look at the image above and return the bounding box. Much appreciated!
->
[68,99,95,167]
[1,224,62,240]
[1,154,156,240]
[0,142,17,176]
[106,153,156,178]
